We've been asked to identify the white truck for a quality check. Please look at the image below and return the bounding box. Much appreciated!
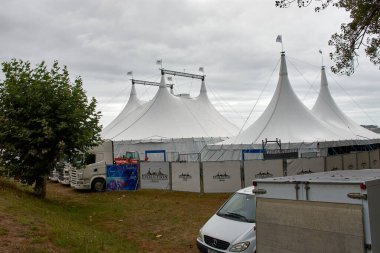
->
[70,140,140,192]
[70,140,114,192]
[252,169,380,253]
[197,186,257,253]
[58,161,73,185]
[48,168,59,182]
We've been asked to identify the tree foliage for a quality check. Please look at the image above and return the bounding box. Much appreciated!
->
[275,0,380,76]
[0,59,102,197]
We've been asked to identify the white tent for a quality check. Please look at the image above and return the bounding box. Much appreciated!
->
[312,66,380,140]
[101,75,239,160]
[101,83,145,137]
[222,52,357,147]
[102,75,238,141]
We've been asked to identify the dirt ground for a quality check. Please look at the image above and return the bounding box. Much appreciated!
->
[0,206,67,253]
[0,181,67,253]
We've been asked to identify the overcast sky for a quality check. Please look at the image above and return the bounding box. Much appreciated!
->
[1,0,379,130]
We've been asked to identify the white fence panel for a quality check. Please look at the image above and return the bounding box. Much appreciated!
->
[203,161,241,193]
[243,160,283,187]
[326,155,343,171]
[287,157,325,176]
[140,162,170,190]
[343,153,357,170]
[357,152,370,169]
[172,162,201,192]
[370,150,380,169]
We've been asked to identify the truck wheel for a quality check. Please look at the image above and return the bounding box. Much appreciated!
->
[91,178,106,192]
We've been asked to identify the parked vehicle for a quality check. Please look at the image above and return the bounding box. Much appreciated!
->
[197,186,256,253]
[70,140,140,192]
[58,162,73,185]
[253,169,380,253]
[48,168,59,182]
[49,160,66,182]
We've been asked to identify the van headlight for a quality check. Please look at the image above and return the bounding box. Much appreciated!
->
[77,172,83,179]
[230,241,250,252]
[197,230,203,242]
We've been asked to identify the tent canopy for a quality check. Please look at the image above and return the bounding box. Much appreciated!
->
[312,66,379,139]
[223,53,360,146]
[102,75,238,141]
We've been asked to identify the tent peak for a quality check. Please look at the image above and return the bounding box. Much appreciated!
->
[200,79,207,93]
[130,83,137,96]
[321,65,328,87]
[159,74,167,88]
[279,52,288,76]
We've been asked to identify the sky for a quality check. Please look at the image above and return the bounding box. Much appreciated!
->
[1,0,379,130]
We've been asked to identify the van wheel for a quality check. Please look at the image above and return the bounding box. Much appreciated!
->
[91,178,106,192]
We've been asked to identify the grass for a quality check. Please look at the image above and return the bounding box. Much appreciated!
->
[0,178,229,253]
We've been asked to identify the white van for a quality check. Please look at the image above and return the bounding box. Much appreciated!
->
[197,186,256,253]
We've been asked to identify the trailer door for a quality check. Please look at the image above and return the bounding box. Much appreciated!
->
[256,198,365,253]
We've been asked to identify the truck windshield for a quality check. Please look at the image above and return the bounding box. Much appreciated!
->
[217,193,256,223]
[125,152,138,159]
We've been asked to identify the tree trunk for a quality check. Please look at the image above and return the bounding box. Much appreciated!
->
[34,176,47,198]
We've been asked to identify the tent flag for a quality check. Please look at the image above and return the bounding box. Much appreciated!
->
[156,59,162,65]
[276,35,282,43]
[319,49,324,66]
[127,71,133,76]
[199,67,204,72]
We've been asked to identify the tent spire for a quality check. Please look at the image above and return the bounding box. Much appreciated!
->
[200,79,207,93]
[321,66,328,87]
[279,52,288,76]
[130,83,137,97]
[159,73,167,88]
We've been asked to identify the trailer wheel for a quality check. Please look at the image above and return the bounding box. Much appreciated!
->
[91,178,106,192]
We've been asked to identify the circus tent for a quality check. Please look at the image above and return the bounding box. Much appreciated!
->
[101,74,239,160]
[312,66,380,140]
[203,52,378,161]
[221,52,357,146]
[101,83,145,137]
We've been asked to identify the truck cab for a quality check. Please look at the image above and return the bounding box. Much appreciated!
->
[197,186,257,253]
[70,140,113,192]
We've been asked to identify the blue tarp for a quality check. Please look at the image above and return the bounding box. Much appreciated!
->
[106,164,138,191]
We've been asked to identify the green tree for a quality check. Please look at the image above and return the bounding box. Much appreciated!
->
[275,0,380,76]
[0,59,102,197]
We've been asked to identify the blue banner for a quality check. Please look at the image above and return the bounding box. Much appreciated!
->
[106,164,138,191]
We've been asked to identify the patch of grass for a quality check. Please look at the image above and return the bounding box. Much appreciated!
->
[0,178,229,252]
[0,227,9,236]
[31,236,49,244]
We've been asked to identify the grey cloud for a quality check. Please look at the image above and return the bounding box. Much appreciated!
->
[1,0,379,128]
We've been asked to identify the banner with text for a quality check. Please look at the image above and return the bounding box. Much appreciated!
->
[343,153,357,170]
[203,161,241,193]
[357,152,370,169]
[287,157,325,176]
[172,162,201,192]
[370,150,380,169]
[140,162,170,190]
[244,160,283,187]
[326,155,343,171]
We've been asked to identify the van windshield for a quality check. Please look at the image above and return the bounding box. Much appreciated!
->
[217,193,256,223]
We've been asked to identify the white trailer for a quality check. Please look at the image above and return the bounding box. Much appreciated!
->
[253,169,380,253]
